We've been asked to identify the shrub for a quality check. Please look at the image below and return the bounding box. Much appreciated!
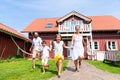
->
[116,52,120,59]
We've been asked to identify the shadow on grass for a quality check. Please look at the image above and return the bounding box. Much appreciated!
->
[35,64,41,69]
[45,69,58,75]
[103,60,120,68]
[35,64,58,75]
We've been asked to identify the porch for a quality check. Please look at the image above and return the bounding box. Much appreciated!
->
[58,23,93,59]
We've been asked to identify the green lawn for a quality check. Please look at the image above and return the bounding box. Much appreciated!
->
[86,60,120,74]
[0,58,68,80]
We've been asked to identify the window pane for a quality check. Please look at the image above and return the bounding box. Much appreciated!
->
[95,46,98,49]
[71,20,76,25]
[108,41,117,50]
[93,41,98,50]
[46,23,52,28]
[112,46,116,49]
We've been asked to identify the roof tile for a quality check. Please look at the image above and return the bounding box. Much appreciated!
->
[0,23,31,42]
[22,16,120,32]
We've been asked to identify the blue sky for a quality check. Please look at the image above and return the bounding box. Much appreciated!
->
[0,0,120,35]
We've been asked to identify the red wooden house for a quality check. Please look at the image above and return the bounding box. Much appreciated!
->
[22,11,120,60]
[0,23,31,59]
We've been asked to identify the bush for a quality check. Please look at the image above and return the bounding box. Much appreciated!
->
[116,52,120,59]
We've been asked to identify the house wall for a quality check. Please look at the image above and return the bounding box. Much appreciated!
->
[91,31,120,60]
[0,32,31,59]
[93,31,120,51]
[60,15,87,25]
[40,32,57,58]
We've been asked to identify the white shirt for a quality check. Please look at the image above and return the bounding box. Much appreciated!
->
[33,37,42,51]
[42,46,50,58]
[53,41,64,56]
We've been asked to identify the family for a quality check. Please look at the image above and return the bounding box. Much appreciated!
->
[29,25,85,78]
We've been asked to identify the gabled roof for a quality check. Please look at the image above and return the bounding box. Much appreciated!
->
[57,10,92,23]
[0,23,31,42]
[89,15,120,31]
[22,12,120,33]
[22,18,59,32]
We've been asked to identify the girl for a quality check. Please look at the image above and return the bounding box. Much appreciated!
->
[52,34,69,78]
[71,25,85,71]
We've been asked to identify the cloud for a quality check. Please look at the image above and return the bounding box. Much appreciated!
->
[0,0,120,33]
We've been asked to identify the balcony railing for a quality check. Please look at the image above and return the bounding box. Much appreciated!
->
[58,23,91,33]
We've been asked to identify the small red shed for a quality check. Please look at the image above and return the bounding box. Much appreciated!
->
[0,23,31,59]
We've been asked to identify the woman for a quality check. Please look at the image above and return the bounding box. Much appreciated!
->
[71,25,85,71]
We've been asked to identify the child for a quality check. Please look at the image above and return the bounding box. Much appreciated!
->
[52,34,69,78]
[41,40,50,74]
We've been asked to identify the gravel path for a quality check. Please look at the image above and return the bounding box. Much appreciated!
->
[50,60,120,80]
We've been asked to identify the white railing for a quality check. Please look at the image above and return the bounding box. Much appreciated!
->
[58,23,91,33]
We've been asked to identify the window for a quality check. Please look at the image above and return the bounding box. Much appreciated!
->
[78,20,82,25]
[71,20,76,26]
[64,21,69,27]
[106,40,118,51]
[92,41,99,50]
[46,23,52,28]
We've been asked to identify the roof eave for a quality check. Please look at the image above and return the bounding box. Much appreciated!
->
[0,29,32,42]
[21,30,58,33]
[92,29,120,32]
[57,11,92,23]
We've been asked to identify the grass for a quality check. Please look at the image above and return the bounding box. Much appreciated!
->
[86,60,120,74]
[0,58,68,80]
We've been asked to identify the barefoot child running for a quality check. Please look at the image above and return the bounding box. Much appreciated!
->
[41,40,51,74]
[52,34,69,78]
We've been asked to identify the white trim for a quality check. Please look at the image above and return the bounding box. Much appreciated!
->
[106,40,118,51]
[92,41,99,51]
[60,33,92,36]
[67,41,72,57]
[57,11,91,23]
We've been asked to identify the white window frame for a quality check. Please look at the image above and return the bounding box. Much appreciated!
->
[92,41,99,51]
[46,23,52,28]
[106,40,118,51]
[71,20,76,26]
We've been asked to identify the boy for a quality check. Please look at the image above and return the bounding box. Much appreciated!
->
[41,40,51,74]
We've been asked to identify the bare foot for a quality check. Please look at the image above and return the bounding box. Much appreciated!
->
[58,73,61,78]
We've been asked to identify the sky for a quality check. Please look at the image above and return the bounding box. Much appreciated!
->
[0,0,120,35]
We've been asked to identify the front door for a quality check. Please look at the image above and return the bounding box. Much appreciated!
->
[67,41,72,58]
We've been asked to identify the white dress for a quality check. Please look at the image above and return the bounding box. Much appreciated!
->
[53,41,64,57]
[72,34,84,60]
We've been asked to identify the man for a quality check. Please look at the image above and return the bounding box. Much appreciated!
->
[30,32,42,69]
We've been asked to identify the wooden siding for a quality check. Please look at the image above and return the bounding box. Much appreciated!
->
[93,31,120,51]
[0,32,31,59]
